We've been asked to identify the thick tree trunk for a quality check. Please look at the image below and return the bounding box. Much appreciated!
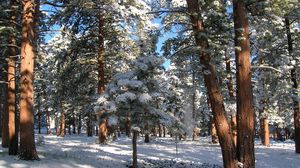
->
[97,13,108,144]
[19,0,39,160]
[186,1,238,167]
[233,1,255,167]
[8,0,18,155]
[285,17,300,153]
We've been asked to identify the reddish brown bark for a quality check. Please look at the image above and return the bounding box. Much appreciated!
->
[99,118,108,143]
[260,118,270,146]
[231,115,237,146]
[211,118,218,144]
[60,111,65,137]
[97,13,108,144]
[8,0,18,155]
[186,1,238,167]
[19,0,39,160]
[233,1,255,167]
[285,17,300,153]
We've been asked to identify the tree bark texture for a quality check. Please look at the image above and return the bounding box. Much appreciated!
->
[60,111,65,137]
[8,0,18,155]
[211,118,218,144]
[1,66,8,148]
[260,118,269,146]
[285,17,300,153]
[231,115,237,147]
[233,1,255,167]
[19,0,39,160]
[186,1,238,167]
[132,130,138,168]
[98,13,108,144]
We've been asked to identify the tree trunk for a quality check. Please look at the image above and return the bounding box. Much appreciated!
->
[68,124,71,135]
[258,57,269,146]
[225,50,237,147]
[211,118,218,144]
[38,108,41,134]
[87,116,92,137]
[72,114,76,134]
[231,115,237,146]
[77,114,81,134]
[233,1,255,167]
[19,0,39,160]
[8,0,18,155]
[186,1,238,167]
[125,116,131,137]
[55,117,60,136]
[60,111,65,137]
[97,12,108,144]
[99,119,108,143]
[260,118,270,146]
[95,126,98,136]
[132,130,138,168]
[1,69,8,148]
[285,17,300,153]
[158,124,162,137]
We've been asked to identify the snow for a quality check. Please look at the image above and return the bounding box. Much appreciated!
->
[1,135,300,168]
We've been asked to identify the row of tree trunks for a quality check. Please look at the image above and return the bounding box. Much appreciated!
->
[233,1,255,167]
[186,1,238,167]
[285,17,300,153]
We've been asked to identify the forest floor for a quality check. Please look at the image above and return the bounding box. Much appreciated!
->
[1,134,300,168]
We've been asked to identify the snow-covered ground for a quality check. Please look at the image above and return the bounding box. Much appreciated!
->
[1,135,300,168]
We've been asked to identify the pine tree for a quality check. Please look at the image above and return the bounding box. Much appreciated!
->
[19,0,39,160]
[233,0,255,167]
[186,0,238,167]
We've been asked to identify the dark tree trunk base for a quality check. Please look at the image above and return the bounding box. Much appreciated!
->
[19,149,40,161]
